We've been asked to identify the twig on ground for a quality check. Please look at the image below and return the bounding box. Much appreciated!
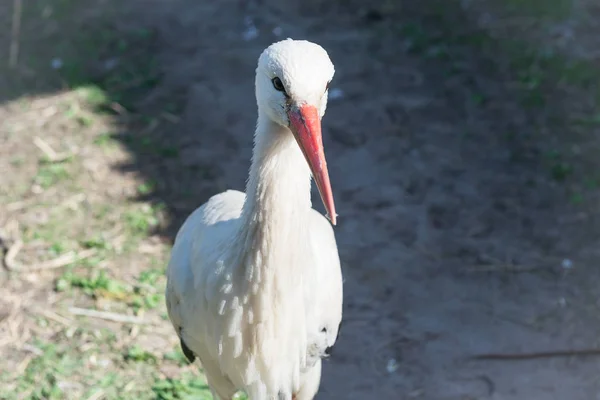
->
[9,0,22,68]
[68,307,151,325]
[5,198,36,212]
[4,239,23,270]
[33,136,59,159]
[27,306,72,326]
[16,354,34,375]
[21,343,44,356]
[0,313,29,349]
[109,102,128,115]
[161,112,180,123]
[470,348,600,361]
[24,248,98,271]
[33,136,72,162]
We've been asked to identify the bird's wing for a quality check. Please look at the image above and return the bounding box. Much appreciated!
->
[165,189,246,392]
[307,209,343,354]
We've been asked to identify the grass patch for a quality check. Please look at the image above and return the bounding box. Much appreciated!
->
[123,204,163,236]
[76,85,111,107]
[56,267,165,311]
[0,338,207,400]
[81,235,113,251]
[35,162,71,189]
[124,344,158,364]
[8,342,82,400]
[138,181,156,195]
[163,348,191,367]
[93,131,120,150]
[152,373,212,400]
[56,270,129,298]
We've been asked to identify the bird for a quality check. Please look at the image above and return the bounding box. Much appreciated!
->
[165,38,344,400]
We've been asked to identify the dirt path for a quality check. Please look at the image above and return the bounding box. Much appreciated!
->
[2,0,600,398]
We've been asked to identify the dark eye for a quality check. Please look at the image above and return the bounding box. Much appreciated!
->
[272,77,286,93]
[326,81,331,91]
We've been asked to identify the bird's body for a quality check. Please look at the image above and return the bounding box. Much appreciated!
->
[166,39,343,400]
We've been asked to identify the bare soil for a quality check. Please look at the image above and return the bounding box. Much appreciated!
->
[2,0,600,399]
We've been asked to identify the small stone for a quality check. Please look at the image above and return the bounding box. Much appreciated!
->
[242,16,258,41]
[386,358,398,373]
[558,297,567,307]
[104,58,119,70]
[329,88,344,100]
[51,58,63,69]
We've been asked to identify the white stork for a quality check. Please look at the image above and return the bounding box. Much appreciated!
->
[165,39,343,400]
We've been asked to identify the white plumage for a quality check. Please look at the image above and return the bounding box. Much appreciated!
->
[165,39,344,400]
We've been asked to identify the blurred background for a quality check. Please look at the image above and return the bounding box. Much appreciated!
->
[2,0,600,398]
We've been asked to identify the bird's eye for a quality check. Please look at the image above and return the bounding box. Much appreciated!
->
[326,81,331,91]
[272,77,286,93]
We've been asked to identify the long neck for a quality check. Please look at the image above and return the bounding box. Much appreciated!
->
[227,112,314,389]
[240,113,312,240]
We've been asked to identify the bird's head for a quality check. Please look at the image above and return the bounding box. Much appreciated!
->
[255,39,337,225]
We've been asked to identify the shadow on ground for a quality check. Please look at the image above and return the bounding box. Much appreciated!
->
[3,0,599,237]
[3,0,600,398]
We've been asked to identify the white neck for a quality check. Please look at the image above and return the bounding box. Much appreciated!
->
[240,112,312,239]
[227,111,313,393]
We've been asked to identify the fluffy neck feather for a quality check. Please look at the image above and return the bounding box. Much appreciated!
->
[231,111,313,395]
[240,112,312,243]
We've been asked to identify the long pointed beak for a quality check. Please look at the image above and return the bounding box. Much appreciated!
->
[288,104,337,225]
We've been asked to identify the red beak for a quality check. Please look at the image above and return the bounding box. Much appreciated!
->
[288,104,337,225]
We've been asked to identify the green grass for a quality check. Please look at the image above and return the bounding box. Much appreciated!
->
[81,235,113,251]
[138,181,157,195]
[35,162,71,189]
[124,205,161,236]
[9,342,82,400]
[124,344,158,363]
[0,339,212,400]
[56,270,128,297]
[152,374,212,400]
[94,131,120,150]
[56,267,165,311]
[76,85,111,107]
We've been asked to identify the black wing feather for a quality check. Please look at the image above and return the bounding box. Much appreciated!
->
[180,337,196,363]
